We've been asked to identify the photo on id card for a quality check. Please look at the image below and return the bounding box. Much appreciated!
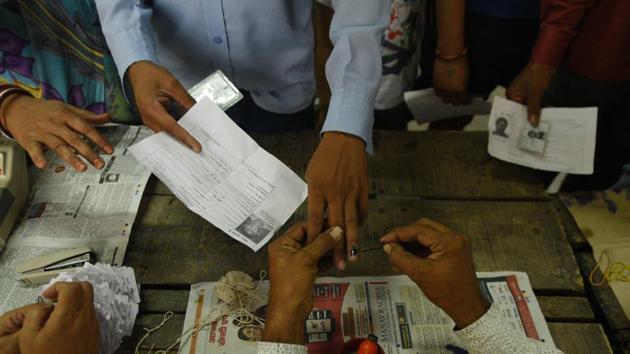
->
[518,122,550,156]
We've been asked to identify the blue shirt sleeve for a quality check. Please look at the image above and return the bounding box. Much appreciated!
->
[94,0,159,80]
[322,0,390,154]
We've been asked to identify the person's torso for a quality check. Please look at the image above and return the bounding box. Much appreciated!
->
[151,0,316,113]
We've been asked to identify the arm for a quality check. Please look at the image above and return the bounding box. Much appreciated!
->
[433,0,470,105]
[456,302,563,354]
[381,219,563,354]
[93,0,158,80]
[322,0,389,153]
[507,0,597,125]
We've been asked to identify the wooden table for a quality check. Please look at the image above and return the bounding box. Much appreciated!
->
[116,131,616,353]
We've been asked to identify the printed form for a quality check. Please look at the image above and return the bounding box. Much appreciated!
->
[129,98,307,251]
[488,97,598,174]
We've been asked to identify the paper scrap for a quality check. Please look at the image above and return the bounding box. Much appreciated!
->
[488,97,598,174]
[42,263,140,354]
[404,88,491,123]
[128,98,307,251]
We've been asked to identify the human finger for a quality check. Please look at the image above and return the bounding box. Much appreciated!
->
[383,243,431,276]
[158,107,202,152]
[18,304,53,340]
[344,197,360,262]
[281,223,308,245]
[306,191,325,243]
[327,197,346,270]
[42,282,92,316]
[21,141,47,169]
[527,88,543,127]
[379,224,441,245]
[162,86,196,111]
[358,180,368,224]
[0,304,49,336]
[41,135,86,171]
[301,226,344,264]
[51,125,104,169]
[65,112,114,154]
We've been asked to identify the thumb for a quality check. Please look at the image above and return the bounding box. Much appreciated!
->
[19,305,53,341]
[301,226,344,262]
[527,89,542,127]
[383,243,430,276]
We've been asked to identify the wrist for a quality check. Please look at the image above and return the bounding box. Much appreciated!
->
[0,90,32,138]
[322,131,365,147]
[262,301,307,345]
[445,295,490,329]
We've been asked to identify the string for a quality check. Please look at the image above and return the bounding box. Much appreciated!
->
[589,250,630,287]
[134,271,267,353]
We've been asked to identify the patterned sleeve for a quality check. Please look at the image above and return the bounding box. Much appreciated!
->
[257,341,308,354]
[455,303,564,354]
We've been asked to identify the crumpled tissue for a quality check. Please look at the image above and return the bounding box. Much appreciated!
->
[40,263,140,354]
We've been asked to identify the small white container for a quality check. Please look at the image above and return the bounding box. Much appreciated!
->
[0,139,29,251]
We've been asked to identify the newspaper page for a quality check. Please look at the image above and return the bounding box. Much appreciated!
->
[0,125,151,314]
[179,272,553,354]
[128,98,307,251]
[488,97,598,174]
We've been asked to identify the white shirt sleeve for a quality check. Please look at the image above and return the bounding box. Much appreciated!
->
[455,302,564,354]
[257,341,308,354]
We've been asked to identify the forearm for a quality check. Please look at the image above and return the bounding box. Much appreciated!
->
[261,301,306,345]
[322,0,389,153]
[436,0,466,55]
[530,0,596,67]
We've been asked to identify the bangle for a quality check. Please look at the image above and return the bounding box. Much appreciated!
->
[435,46,468,61]
[0,84,31,140]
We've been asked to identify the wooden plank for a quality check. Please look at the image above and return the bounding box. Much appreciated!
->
[370,131,547,199]
[576,252,630,331]
[143,131,547,199]
[127,196,582,292]
[118,314,611,353]
[549,323,612,354]
[552,197,589,250]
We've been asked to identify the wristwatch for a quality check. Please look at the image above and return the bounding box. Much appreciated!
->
[0,84,31,140]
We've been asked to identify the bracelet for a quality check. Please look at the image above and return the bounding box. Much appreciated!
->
[0,84,31,140]
[435,46,469,61]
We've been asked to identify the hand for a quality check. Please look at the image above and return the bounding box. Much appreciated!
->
[127,61,201,152]
[264,224,344,344]
[19,282,100,354]
[1,95,113,171]
[506,62,556,126]
[433,56,471,105]
[0,304,50,354]
[305,131,368,270]
[380,218,489,328]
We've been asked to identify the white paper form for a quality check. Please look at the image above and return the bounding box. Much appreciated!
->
[128,98,307,251]
[488,97,598,174]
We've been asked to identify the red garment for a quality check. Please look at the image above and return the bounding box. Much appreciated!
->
[530,0,630,82]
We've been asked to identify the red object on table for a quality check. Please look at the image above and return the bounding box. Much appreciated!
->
[339,335,384,354]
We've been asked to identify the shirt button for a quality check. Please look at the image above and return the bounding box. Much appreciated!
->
[213,36,223,44]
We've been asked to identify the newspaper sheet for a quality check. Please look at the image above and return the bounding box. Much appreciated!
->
[488,97,598,174]
[0,125,151,314]
[128,98,307,251]
[180,272,553,354]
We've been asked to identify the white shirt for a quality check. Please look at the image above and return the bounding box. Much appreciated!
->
[256,303,563,354]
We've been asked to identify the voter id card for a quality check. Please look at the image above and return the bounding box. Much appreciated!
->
[518,122,550,155]
[187,70,243,111]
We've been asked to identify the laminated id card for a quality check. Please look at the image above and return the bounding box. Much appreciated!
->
[518,122,550,155]
[187,70,244,111]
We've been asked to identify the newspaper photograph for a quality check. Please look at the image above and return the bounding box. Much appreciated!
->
[180,273,553,354]
[0,125,152,314]
[128,98,307,251]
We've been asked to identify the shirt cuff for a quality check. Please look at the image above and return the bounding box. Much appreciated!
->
[257,341,308,354]
[321,89,374,154]
[529,26,574,68]
[107,28,159,81]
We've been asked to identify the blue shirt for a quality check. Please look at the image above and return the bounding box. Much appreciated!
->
[94,0,389,152]
[467,0,540,19]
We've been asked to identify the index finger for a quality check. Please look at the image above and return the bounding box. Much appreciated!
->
[66,114,114,155]
[0,304,49,336]
[42,282,93,317]
[161,113,202,152]
[379,224,442,245]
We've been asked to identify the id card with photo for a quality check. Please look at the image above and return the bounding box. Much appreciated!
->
[518,122,550,155]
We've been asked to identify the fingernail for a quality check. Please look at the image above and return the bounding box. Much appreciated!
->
[77,163,86,171]
[105,145,114,154]
[350,245,359,261]
[383,244,392,255]
[94,159,104,168]
[337,260,346,271]
[329,226,344,241]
